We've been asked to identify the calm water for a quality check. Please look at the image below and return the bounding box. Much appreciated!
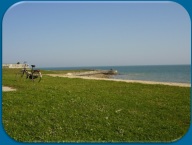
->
[39,65,190,83]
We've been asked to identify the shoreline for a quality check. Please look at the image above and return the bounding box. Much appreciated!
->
[46,74,191,87]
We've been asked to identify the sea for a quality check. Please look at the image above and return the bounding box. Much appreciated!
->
[39,65,191,84]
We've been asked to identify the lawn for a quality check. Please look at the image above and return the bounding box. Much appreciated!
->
[2,68,190,142]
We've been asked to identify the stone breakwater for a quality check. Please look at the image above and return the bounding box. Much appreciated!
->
[66,70,118,78]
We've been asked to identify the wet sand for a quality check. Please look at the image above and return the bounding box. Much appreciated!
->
[46,74,190,87]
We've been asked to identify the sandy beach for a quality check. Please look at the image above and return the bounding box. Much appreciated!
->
[46,74,191,87]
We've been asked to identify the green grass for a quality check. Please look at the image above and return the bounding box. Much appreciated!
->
[2,68,190,142]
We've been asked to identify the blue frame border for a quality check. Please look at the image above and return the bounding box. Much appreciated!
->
[1,0,191,145]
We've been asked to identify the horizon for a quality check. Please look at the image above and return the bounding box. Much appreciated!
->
[37,64,190,69]
[2,62,191,68]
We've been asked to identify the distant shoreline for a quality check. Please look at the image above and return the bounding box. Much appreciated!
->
[40,65,190,84]
[46,74,190,87]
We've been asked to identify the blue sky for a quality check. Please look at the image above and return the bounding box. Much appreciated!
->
[2,1,191,67]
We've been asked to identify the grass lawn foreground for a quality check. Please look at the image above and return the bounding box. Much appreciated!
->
[2,68,190,142]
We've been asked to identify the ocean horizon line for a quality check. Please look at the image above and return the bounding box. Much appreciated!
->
[38,64,190,69]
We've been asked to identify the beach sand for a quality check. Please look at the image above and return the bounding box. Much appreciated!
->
[46,74,190,87]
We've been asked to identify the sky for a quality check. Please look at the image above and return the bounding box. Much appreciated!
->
[2,1,191,67]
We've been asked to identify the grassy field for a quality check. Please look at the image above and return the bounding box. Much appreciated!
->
[2,68,190,142]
